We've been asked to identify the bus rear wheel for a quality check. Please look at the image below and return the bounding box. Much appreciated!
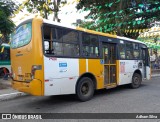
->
[76,77,94,102]
[130,73,142,89]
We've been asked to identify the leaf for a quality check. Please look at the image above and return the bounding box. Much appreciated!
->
[112,11,116,15]
[152,8,157,11]
[100,27,102,32]
[108,3,113,7]
[105,3,108,7]
[119,10,123,14]
[141,20,145,23]
[138,4,143,8]
[146,10,150,12]
[104,25,107,29]
[115,0,120,3]
[137,21,141,25]
[104,19,107,22]
[99,6,102,9]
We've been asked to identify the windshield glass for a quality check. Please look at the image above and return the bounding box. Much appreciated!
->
[11,22,32,49]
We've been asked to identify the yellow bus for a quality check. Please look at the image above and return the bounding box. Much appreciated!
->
[10,17,151,101]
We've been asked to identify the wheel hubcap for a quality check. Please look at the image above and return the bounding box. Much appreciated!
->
[134,77,139,85]
[81,83,89,95]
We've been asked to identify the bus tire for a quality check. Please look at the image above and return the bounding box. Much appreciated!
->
[130,73,142,89]
[76,77,94,102]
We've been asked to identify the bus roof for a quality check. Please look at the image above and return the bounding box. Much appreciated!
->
[18,17,145,45]
[43,19,76,30]
[117,36,146,44]
[43,18,117,38]
[43,18,146,44]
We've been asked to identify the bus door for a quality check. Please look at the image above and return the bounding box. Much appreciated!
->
[102,43,117,87]
[141,48,150,79]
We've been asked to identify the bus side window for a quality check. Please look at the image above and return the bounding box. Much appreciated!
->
[82,33,99,58]
[90,35,99,57]
[133,43,140,59]
[83,46,89,56]
[104,47,109,63]
[119,43,125,59]
[51,28,63,55]
[126,50,133,59]
[133,51,140,59]
[126,42,133,59]
[82,34,90,56]
[43,25,51,40]
[44,41,50,54]
[53,42,63,55]
[43,25,55,54]
[63,29,79,56]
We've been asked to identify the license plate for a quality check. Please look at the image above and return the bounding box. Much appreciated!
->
[18,76,23,80]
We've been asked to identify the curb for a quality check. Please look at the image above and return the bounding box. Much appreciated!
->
[151,74,160,77]
[0,92,28,101]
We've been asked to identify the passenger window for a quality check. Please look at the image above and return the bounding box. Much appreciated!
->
[126,50,133,59]
[126,42,133,59]
[82,34,90,45]
[119,44,125,59]
[43,26,51,40]
[133,51,140,59]
[63,43,79,56]
[52,42,63,55]
[43,25,80,57]
[133,43,140,59]
[82,33,99,58]
[63,30,78,43]
[104,47,109,63]
[56,28,63,42]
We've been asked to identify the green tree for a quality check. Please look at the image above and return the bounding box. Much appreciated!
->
[24,0,66,22]
[76,0,160,39]
[0,0,19,45]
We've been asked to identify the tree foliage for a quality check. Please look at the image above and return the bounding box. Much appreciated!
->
[24,0,66,22]
[0,0,19,45]
[76,0,160,39]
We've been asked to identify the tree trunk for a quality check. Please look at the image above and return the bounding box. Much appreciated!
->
[53,0,60,22]
[44,10,48,19]
[44,0,48,19]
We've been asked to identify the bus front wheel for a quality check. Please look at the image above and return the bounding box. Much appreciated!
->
[130,73,142,89]
[76,77,94,102]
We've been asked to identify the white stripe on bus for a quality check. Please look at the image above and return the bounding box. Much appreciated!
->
[86,59,88,72]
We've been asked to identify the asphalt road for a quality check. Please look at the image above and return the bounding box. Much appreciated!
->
[0,77,160,121]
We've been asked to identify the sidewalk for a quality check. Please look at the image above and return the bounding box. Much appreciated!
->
[0,78,27,101]
[0,71,160,101]
[151,69,160,77]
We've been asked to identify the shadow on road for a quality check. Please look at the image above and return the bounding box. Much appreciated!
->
[19,83,148,111]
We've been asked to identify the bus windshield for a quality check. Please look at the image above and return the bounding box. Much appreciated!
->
[10,22,32,49]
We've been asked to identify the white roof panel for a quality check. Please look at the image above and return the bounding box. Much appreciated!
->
[117,36,145,44]
[43,19,76,30]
